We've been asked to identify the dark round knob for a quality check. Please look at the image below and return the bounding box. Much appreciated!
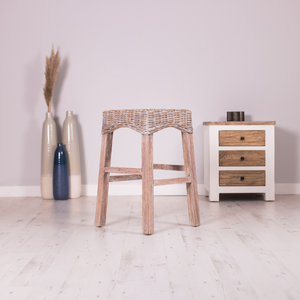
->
[240,176,245,181]
[241,156,245,161]
[240,136,245,140]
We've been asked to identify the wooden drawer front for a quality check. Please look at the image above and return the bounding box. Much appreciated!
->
[219,170,265,186]
[219,130,265,146]
[219,150,265,166]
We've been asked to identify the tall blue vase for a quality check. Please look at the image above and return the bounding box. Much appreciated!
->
[53,143,69,200]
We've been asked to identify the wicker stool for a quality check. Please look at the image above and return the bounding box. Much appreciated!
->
[95,109,200,235]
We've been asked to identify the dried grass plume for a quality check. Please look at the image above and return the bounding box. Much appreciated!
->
[43,45,61,113]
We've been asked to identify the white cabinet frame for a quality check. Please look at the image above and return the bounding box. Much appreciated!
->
[203,122,275,201]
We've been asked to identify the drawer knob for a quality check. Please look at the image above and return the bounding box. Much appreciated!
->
[240,136,245,140]
[241,156,245,161]
[240,176,245,181]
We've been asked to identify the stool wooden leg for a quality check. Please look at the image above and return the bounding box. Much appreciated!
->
[182,132,200,227]
[95,132,113,227]
[142,134,154,235]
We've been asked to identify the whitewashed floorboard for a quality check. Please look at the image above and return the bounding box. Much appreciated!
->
[1,195,300,300]
[159,197,200,300]
[110,197,171,300]
[0,286,33,300]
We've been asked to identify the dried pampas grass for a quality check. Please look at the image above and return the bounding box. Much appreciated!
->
[43,45,61,113]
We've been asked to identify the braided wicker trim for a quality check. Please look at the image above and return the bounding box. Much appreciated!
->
[102,109,193,135]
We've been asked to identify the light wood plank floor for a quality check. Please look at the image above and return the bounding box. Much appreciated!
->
[1,194,300,300]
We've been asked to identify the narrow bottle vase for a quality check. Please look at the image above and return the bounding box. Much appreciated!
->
[62,111,81,198]
[41,112,58,199]
[53,143,69,200]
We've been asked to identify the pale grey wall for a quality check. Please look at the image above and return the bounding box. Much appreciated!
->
[1,0,300,186]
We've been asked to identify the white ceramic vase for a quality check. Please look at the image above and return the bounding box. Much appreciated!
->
[41,112,58,199]
[62,111,81,198]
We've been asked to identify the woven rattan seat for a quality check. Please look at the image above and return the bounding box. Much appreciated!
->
[102,109,193,135]
[95,109,200,235]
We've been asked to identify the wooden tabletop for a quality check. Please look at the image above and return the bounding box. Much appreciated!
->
[203,121,276,126]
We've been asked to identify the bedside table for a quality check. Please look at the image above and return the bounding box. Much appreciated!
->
[203,121,276,201]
